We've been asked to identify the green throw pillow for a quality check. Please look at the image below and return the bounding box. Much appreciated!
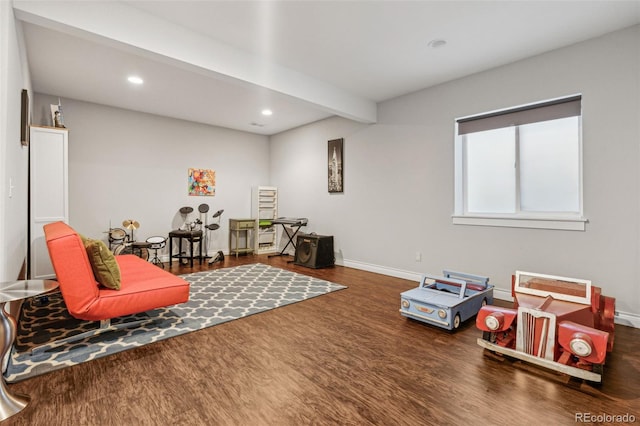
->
[85,239,121,290]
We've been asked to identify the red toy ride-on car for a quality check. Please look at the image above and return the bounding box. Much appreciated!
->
[476,271,615,382]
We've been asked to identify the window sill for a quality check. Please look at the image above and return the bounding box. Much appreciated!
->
[451,215,587,231]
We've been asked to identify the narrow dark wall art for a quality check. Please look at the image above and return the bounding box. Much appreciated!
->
[328,138,344,193]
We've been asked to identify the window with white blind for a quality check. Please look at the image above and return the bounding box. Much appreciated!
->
[453,95,586,231]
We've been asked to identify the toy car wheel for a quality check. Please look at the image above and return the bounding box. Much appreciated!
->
[586,363,605,387]
[481,298,488,306]
[453,313,461,330]
[592,363,603,375]
[482,331,494,342]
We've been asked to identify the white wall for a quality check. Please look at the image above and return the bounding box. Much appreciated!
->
[270,25,640,326]
[0,2,31,282]
[32,95,270,257]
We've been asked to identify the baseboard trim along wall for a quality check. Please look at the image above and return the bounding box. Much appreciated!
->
[340,257,640,329]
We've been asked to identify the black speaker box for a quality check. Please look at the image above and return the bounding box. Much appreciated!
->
[294,233,335,268]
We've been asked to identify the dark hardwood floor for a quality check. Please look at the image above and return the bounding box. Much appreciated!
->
[5,254,640,425]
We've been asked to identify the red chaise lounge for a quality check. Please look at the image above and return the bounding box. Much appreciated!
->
[35,221,190,353]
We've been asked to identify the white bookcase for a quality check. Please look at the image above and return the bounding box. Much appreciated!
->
[251,186,278,254]
[29,126,69,279]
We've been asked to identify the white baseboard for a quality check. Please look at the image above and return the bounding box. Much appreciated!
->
[493,288,515,302]
[341,258,422,282]
[613,311,640,328]
[341,257,639,329]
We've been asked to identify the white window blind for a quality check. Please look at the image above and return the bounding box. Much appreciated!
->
[453,95,586,231]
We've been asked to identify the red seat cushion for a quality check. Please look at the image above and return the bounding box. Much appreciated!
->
[83,255,190,320]
[45,221,190,322]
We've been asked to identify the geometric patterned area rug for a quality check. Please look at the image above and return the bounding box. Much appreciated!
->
[5,263,346,383]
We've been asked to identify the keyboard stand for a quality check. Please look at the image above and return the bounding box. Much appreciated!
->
[268,218,308,261]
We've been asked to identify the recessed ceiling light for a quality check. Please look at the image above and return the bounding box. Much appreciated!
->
[127,76,144,85]
[261,109,273,116]
[427,39,447,49]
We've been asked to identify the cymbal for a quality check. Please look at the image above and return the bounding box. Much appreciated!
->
[211,209,224,218]
[122,219,140,230]
[179,206,193,214]
[198,203,209,213]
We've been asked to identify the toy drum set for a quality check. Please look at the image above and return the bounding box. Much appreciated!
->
[107,220,152,261]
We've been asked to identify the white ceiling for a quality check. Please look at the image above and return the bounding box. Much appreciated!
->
[14,0,640,136]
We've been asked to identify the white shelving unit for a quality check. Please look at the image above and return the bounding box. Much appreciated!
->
[251,186,278,254]
[29,126,69,279]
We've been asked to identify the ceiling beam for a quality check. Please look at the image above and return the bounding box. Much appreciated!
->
[13,0,377,124]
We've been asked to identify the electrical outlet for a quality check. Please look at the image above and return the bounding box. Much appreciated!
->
[415,251,422,262]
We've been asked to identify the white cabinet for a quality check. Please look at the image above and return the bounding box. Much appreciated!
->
[29,126,68,279]
[251,186,278,254]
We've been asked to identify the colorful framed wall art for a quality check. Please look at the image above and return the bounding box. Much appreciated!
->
[188,168,216,196]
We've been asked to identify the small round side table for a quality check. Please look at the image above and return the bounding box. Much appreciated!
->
[0,279,58,421]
